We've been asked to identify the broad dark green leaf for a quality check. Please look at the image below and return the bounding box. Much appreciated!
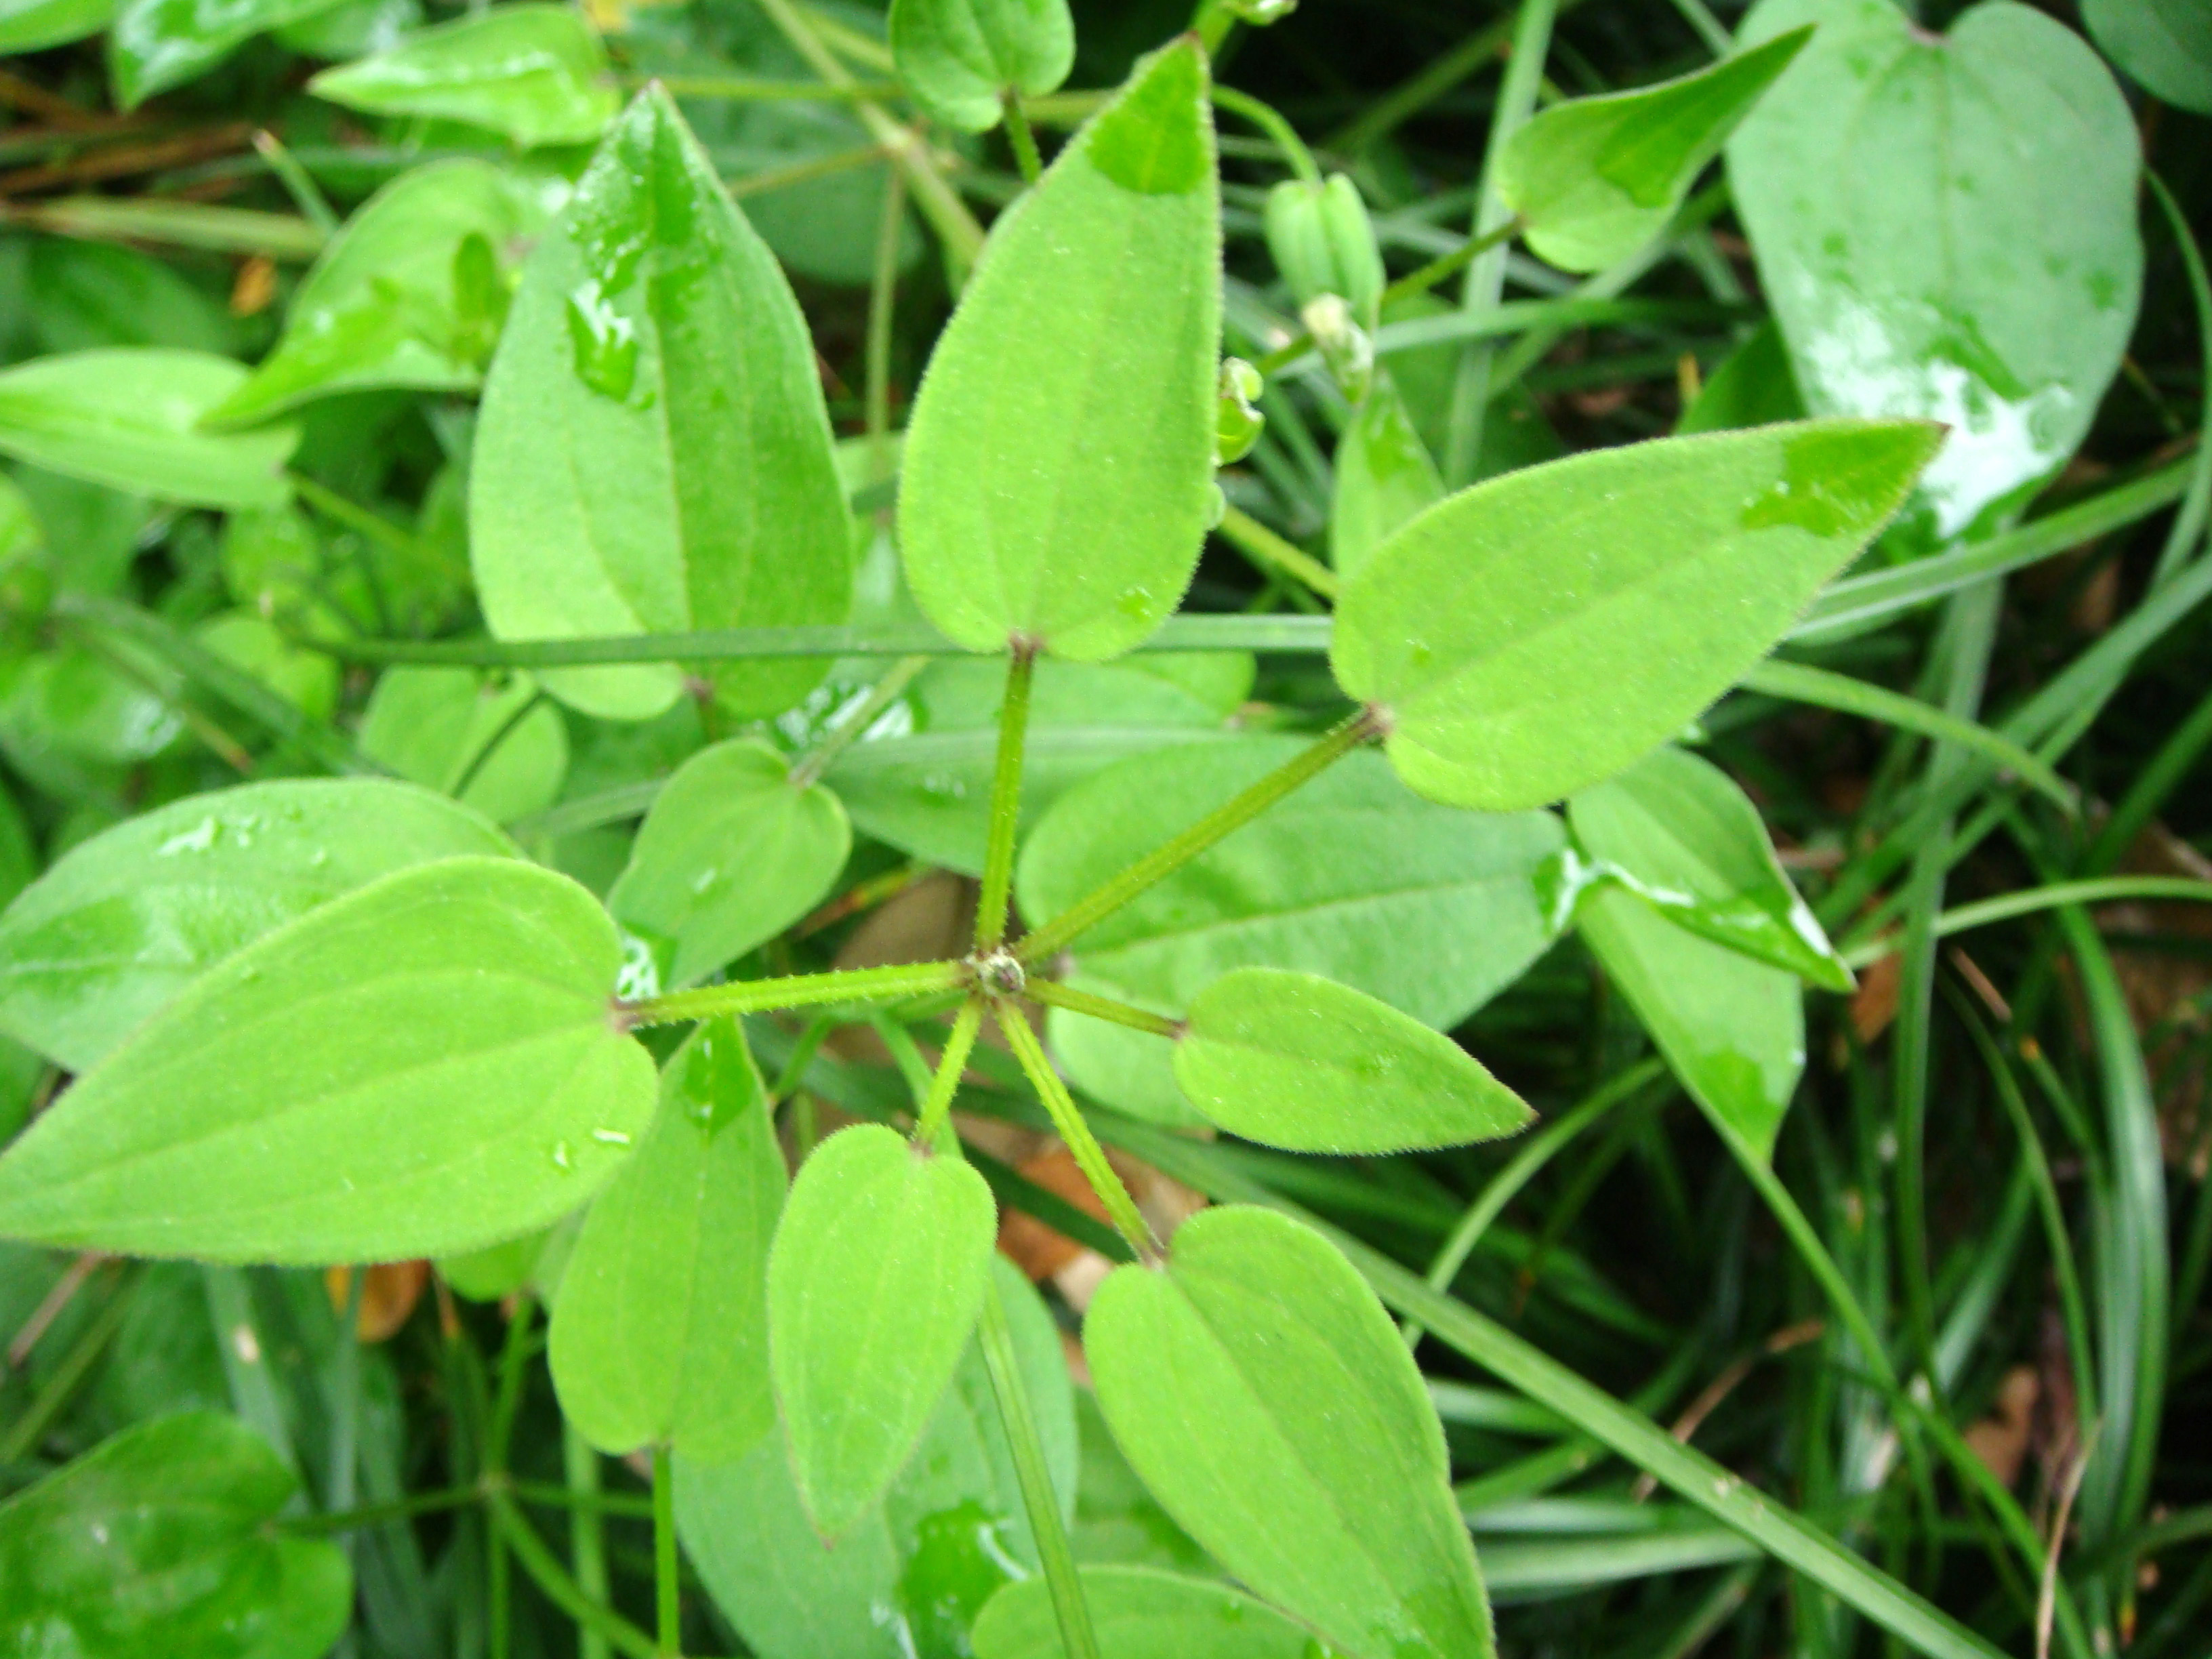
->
[682,1258,1077,1658]
[359,665,569,825]
[0,1412,350,1659]
[2084,0,2212,113]
[0,0,115,52]
[472,87,851,720]
[1498,28,1809,273]
[0,857,656,1262]
[890,0,1073,131]
[1331,419,1941,811]
[309,3,619,146]
[1330,369,1442,578]
[211,160,556,426]
[1017,739,1565,1123]
[899,39,1219,660]
[0,350,298,510]
[1727,0,2142,544]
[1176,967,1532,1153]
[1567,745,1849,989]
[550,1018,784,1461]
[608,739,850,991]
[767,1123,998,1539]
[975,1566,1321,1659]
[1576,882,1803,1162]
[1088,1206,1494,1659]
[110,0,350,106]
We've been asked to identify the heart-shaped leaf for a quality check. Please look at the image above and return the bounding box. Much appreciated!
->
[2083,0,2212,114]
[0,857,656,1262]
[359,666,569,824]
[889,0,1073,131]
[309,3,618,146]
[973,1565,1319,1659]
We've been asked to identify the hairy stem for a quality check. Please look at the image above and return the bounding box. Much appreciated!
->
[626,959,963,1027]
[975,646,1038,952]
[1024,979,1183,1038]
[1000,1012,1157,1260]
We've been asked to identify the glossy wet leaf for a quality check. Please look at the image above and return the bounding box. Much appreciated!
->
[359,665,569,824]
[550,1018,784,1461]
[2084,0,2212,114]
[309,3,619,146]
[0,0,114,51]
[1568,745,1849,990]
[1576,882,1803,1163]
[0,857,656,1262]
[899,39,1219,659]
[607,739,850,991]
[0,1412,351,1659]
[768,1123,998,1539]
[472,87,851,720]
[0,350,298,510]
[109,0,350,105]
[1330,369,1442,578]
[974,1565,1321,1659]
[1727,0,2142,544]
[1018,739,1565,1123]
[211,160,556,426]
[1088,1206,1494,1659]
[1176,967,1532,1153]
[890,0,1073,131]
[1332,419,1941,811]
[1498,27,1809,273]
[684,1258,1076,1657]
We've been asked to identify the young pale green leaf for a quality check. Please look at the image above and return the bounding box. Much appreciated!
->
[1568,745,1851,990]
[1264,173,1386,325]
[472,87,851,720]
[1576,882,1803,1164]
[0,1412,351,1659]
[607,739,850,991]
[0,0,115,52]
[209,160,555,426]
[0,857,656,1263]
[1330,369,1443,578]
[1498,27,1809,273]
[1174,967,1532,1154]
[359,666,569,824]
[899,39,1220,660]
[309,3,618,146]
[2084,0,2212,114]
[682,1257,1078,1658]
[550,1018,784,1462]
[974,1565,1319,1659]
[1088,1205,1495,1659]
[109,0,349,106]
[1332,419,1942,812]
[1727,0,2142,544]
[0,777,514,1072]
[0,350,298,509]
[888,0,1073,131]
[1018,739,1565,1123]
[768,1123,998,1540]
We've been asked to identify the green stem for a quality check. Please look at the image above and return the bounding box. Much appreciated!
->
[508,1479,657,1518]
[1000,1012,1158,1260]
[1215,506,1339,601]
[788,655,927,790]
[2146,173,2211,585]
[863,159,906,483]
[1727,1136,1897,1394]
[729,140,897,202]
[1024,979,1183,1038]
[1842,877,2212,967]
[1002,91,1043,184]
[289,472,436,571]
[1190,0,1235,54]
[251,129,338,235]
[653,1446,680,1656]
[626,959,964,1028]
[566,1427,612,1659]
[0,1272,134,1462]
[489,1494,659,1659]
[975,647,1038,952]
[910,997,985,1147]
[642,75,901,100]
[285,1483,483,1534]
[1251,216,1521,379]
[1017,710,1376,963]
[1209,85,1321,184]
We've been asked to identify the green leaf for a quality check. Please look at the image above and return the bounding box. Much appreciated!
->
[550,1017,784,1460]
[109,0,349,106]
[0,638,181,777]
[1017,738,1565,1124]
[2084,0,2212,114]
[275,0,417,57]
[1675,319,1801,435]
[192,612,340,720]
[0,1412,350,1659]
[682,1256,1078,1658]
[768,1123,998,1539]
[0,857,657,1263]
[1568,745,1849,990]
[359,665,569,825]
[1726,0,2142,544]
[899,39,1220,660]
[1576,882,1803,1163]
[1176,967,1532,1154]
[607,739,850,992]
[210,160,555,426]
[24,237,233,357]
[471,87,852,720]
[1329,369,1442,579]
[890,0,1073,131]
[1088,1206,1494,1659]
[1498,28,1809,274]
[975,1565,1321,1659]
[1331,419,1942,812]
[0,350,298,510]
[0,0,115,52]
[308,3,619,147]
[1069,1391,1210,1573]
